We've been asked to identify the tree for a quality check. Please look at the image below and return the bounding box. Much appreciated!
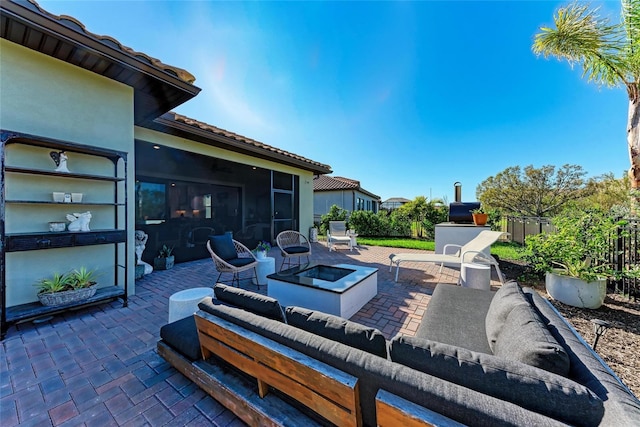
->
[533,1,640,209]
[579,172,631,211]
[476,164,588,217]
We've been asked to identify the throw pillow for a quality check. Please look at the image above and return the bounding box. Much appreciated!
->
[209,234,237,261]
[285,306,388,358]
[213,284,286,322]
[485,281,528,352]
[389,335,603,426]
[494,303,571,376]
[160,316,201,361]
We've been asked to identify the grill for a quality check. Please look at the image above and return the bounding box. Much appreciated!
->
[448,182,480,223]
[448,202,480,224]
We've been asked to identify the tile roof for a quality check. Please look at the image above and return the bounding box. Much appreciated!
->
[313,175,380,199]
[158,112,332,174]
[21,0,196,84]
[382,197,412,203]
[2,0,200,124]
[314,175,360,191]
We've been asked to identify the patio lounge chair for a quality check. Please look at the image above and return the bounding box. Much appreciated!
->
[276,230,312,271]
[206,235,258,287]
[389,230,507,283]
[327,221,353,251]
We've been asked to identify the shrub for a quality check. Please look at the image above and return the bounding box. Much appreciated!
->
[319,205,348,234]
[525,208,619,282]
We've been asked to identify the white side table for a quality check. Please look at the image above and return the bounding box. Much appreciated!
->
[347,231,358,250]
[168,287,214,323]
[460,263,491,291]
[253,256,276,286]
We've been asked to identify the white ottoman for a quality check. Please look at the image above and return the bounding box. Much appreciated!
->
[460,263,491,291]
[168,287,214,323]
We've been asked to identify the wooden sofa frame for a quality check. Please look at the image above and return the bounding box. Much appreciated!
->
[158,310,465,427]
[159,310,362,426]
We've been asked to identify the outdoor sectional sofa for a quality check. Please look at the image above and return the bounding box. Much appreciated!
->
[157,282,640,426]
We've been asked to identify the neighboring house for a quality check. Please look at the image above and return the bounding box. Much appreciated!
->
[313,175,380,221]
[0,0,331,317]
[381,197,411,211]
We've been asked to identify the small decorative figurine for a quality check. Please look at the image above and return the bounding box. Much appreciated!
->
[66,211,92,232]
[135,230,153,275]
[50,151,70,173]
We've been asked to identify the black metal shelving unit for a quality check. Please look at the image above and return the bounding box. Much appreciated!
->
[1,130,128,339]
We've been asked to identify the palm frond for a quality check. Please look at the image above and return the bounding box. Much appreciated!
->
[533,2,626,86]
[622,0,640,77]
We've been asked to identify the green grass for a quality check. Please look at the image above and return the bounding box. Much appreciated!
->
[356,237,526,261]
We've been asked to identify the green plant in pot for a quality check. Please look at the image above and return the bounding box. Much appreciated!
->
[36,267,98,307]
[471,206,488,226]
[525,208,620,309]
[254,240,271,259]
[154,245,175,270]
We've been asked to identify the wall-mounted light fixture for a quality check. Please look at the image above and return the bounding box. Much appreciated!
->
[153,145,160,150]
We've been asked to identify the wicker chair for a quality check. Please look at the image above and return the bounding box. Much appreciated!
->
[206,238,258,287]
[276,230,312,271]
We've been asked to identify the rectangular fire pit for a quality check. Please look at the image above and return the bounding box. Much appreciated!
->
[267,263,378,319]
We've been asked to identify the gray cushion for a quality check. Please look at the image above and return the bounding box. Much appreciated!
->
[197,302,570,427]
[389,335,604,426]
[285,306,388,358]
[160,316,201,361]
[416,283,494,354]
[494,303,570,376]
[209,234,237,261]
[212,284,285,322]
[522,288,640,426]
[485,281,528,352]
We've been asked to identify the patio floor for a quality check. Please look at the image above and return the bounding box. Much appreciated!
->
[1,242,502,426]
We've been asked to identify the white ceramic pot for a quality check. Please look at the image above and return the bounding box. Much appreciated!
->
[545,271,607,309]
[256,250,266,260]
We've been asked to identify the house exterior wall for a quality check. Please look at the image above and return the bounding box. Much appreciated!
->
[314,190,378,219]
[314,191,353,217]
[134,128,315,236]
[1,39,135,305]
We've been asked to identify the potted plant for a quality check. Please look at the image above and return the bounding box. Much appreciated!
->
[154,245,175,270]
[36,267,98,307]
[254,240,271,259]
[525,208,620,309]
[471,207,488,226]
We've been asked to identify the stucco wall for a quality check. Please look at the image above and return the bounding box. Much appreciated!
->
[134,127,316,236]
[1,40,135,305]
[314,191,352,216]
[314,190,379,218]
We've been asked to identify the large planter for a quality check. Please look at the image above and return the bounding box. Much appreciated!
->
[545,271,606,309]
[38,284,98,307]
[154,255,175,270]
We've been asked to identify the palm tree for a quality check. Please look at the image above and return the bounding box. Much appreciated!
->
[533,0,640,209]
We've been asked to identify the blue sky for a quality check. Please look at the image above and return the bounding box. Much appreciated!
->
[40,0,629,202]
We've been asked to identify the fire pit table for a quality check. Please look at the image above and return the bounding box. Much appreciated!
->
[267,263,378,318]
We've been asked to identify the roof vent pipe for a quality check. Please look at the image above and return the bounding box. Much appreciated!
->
[454,182,462,203]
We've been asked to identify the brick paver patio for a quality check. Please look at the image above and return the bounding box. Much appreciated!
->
[1,242,502,426]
